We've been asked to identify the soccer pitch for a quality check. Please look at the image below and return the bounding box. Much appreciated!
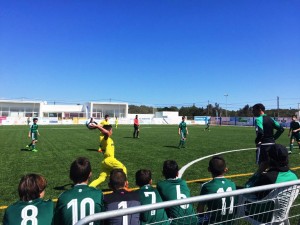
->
[0,124,299,222]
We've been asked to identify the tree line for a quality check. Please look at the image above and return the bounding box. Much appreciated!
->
[128,104,298,118]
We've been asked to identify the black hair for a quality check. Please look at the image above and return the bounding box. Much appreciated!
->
[69,157,91,184]
[135,169,152,187]
[105,115,109,119]
[269,144,289,168]
[209,156,226,177]
[252,103,265,112]
[162,160,179,179]
[109,169,127,190]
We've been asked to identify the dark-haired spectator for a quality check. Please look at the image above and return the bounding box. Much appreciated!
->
[157,160,197,225]
[197,156,236,225]
[136,169,170,225]
[104,169,140,225]
[53,157,104,225]
[3,173,54,225]
[248,144,298,199]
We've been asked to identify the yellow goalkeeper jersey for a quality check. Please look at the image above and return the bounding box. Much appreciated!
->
[101,137,115,158]
[99,119,110,139]
[100,119,110,126]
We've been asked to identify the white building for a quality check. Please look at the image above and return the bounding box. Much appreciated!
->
[0,99,128,125]
[0,99,186,125]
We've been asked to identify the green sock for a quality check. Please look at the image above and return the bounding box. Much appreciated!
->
[290,144,293,151]
[178,140,183,147]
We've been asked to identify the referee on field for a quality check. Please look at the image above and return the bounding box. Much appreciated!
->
[252,103,284,173]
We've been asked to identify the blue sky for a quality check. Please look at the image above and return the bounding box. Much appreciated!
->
[1,0,299,110]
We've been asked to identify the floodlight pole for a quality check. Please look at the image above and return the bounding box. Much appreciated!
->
[224,94,228,118]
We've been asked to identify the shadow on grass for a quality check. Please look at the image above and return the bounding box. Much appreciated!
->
[86,148,99,152]
[54,183,73,191]
[163,145,180,149]
[20,148,32,152]
[123,137,134,139]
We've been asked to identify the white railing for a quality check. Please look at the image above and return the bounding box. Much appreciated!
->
[75,180,300,225]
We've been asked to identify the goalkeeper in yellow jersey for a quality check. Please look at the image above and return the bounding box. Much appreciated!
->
[89,124,127,188]
[98,114,110,152]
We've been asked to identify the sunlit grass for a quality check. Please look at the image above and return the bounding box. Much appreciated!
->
[0,124,297,222]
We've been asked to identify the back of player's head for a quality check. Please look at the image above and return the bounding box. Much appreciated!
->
[103,124,112,131]
[18,173,47,201]
[269,144,289,167]
[208,156,227,177]
[69,157,91,184]
[162,160,179,179]
[105,114,109,119]
[182,116,185,120]
[135,169,152,187]
[109,169,127,190]
[252,103,265,113]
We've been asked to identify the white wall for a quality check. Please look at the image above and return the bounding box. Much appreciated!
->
[41,104,84,112]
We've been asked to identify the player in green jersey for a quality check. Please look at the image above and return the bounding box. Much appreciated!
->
[246,104,284,187]
[26,117,40,152]
[252,103,284,172]
[288,115,300,153]
[3,173,54,225]
[204,118,211,131]
[157,160,198,225]
[178,116,189,148]
[135,169,170,225]
[197,156,237,225]
[53,157,104,225]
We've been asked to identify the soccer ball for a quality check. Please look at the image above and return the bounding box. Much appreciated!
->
[86,119,98,130]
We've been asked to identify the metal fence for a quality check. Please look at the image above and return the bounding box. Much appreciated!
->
[75,180,300,225]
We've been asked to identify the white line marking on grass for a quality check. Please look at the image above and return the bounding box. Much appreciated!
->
[178,147,256,178]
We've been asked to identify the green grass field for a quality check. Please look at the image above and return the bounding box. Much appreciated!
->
[0,124,299,223]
